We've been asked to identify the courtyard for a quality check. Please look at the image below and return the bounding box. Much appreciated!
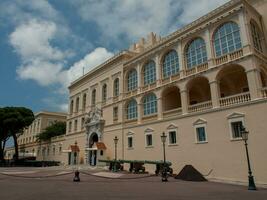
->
[0,167,266,200]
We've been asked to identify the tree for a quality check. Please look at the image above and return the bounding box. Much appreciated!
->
[37,121,66,142]
[0,107,34,162]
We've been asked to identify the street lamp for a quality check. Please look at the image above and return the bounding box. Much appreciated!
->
[113,136,119,172]
[240,125,257,190]
[161,132,168,182]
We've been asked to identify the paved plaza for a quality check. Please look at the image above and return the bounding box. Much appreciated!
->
[0,167,266,200]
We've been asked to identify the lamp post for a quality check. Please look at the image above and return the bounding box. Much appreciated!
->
[240,125,257,190]
[161,132,168,182]
[113,136,119,172]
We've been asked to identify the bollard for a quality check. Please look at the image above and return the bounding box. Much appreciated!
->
[73,170,80,182]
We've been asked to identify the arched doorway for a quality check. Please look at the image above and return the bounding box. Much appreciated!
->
[88,133,99,166]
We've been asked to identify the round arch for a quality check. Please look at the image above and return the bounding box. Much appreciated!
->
[186,76,211,105]
[161,86,181,111]
[216,64,248,97]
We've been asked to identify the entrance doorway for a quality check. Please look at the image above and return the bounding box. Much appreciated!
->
[88,133,99,166]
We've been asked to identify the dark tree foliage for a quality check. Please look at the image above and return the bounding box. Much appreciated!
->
[0,107,34,162]
[37,121,66,142]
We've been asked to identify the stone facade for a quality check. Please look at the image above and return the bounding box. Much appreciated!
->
[6,0,267,187]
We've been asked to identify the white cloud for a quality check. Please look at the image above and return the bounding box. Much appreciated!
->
[72,0,228,43]
[67,48,114,84]
[10,19,67,62]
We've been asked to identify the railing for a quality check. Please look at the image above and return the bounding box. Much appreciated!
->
[124,89,138,98]
[261,87,267,98]
[185,67,196,76]
[185,62,208,76]
[188,101,212,113]
[219,92,251,107]
[163,108,182,118]
[113,96,119,102]
[215,49,243,65]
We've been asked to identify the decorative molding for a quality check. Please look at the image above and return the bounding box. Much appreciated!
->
[144,127,154,133]
[126,131,134,136]
[166,123,178,130]
[227,112,245,119]
[193,118,207,125]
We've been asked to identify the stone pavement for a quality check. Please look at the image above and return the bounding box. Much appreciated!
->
[0,167,266,200]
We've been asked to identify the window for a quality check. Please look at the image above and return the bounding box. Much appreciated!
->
[186,38,207,69]
[113,107,118,121]
[143,93,157,116]
[81,117,85,130]
[162,50,179,78]
[251,21,263,52]
[47,147,50,156]
[231,121,243,139]
[214,22,242,57]
[143,60,156,85]
[128,136,133,148]
[146,134,153,147]
[127,99,137,119]
[76,97,79,112]
[92,89,96,106]
[127,69,138,91]
[82,94,87,110]
[102,84,107,102]
[53,146,55,155]
[169,131,177,144]
[196,126,207,143]
[70,100,74,114]
[68,121,72,133]
[114,78,119,97]
[59,145,62,155]
[74,120,78,131]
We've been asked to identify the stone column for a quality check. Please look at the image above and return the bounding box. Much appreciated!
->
[157,97,163,120]
[137,64,142,89]
[177,42,185,77]
[137,97,142,124]
[180,89,189,114]
[209,80,220,108]
[246,68,262,100]
[155,55,161,82]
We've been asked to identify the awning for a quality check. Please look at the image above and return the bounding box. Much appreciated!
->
[85,142,107,151]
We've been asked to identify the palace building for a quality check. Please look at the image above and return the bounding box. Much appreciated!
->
[9,0,267,186]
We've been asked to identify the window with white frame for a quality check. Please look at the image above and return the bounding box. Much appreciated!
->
[230,121,243,139]
[162,50,179,79]
[114,78,120,97]
[251,21,263,53]
[227,112,245,140]
[76,97,79,112]
[195,126,207,143]
[127,99,137,119]
[91,89,96,106]
[193,119,208,143]
[113,106,118,120]
[214,22,242,57]
[82,93,87,110]
[127,69,138,91]
[143,93,157,116]
[81,117,85,130]
[68,121,72,133]
[146,134,153,147]
[74,119,78,131]
[102,84,107,102]
[168,131,177,144]
[143,60,156,85]
[186,38,207,69]
[128,136,133,148]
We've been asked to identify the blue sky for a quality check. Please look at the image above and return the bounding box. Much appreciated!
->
[0,0,228,114]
